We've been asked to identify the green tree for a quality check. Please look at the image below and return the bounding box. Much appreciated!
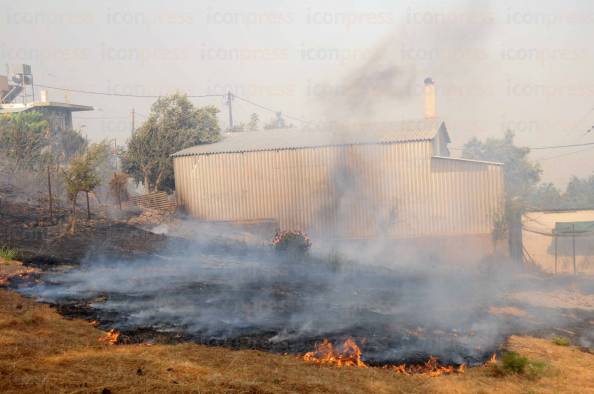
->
[248,113,259,131]
[62,143,108,231]
[0,111,49,170]
[462,130,542,258]
[122,93,220,193]
[525,182,563,210]
[53,128,88,163]
[564,174,594,208]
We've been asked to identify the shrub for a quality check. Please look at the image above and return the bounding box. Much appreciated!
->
[502,351,529,374]
[0,246,17,261]
[272,230,311,254]
[492,351,548,379]
[552,336,570,346]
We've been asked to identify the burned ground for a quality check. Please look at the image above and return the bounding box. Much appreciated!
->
[1,195,594,387]
[8,242,594,368]
[1,288,594,393]
[0,194,169,265]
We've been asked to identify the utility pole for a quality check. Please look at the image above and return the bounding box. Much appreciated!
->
[571,223,577,275]
[131,108,135,133]
[226,91,234,130]
[47,165,53,221]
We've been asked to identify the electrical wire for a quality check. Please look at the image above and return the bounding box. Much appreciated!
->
[529,141,594,150]
[35,83,224,99]
[35,83,313,124]
[233,94,313,125]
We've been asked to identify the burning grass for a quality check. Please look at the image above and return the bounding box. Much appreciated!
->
[302,337,466,377]
[1,289,594,393]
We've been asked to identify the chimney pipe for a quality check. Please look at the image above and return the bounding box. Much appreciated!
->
[424,77,436,118]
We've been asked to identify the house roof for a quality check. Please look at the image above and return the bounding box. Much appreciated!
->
[173,118,449,157]
[0,101,94,114]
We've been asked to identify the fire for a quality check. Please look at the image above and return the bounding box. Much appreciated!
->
[486,353,497,365]
[303,338,367,368]
[391,357,465,377]
[303,338,465,377]
[99,329,120,345]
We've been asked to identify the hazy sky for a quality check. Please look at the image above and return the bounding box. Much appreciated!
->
[1,0,594,186]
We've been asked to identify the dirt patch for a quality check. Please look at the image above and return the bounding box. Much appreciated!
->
[489,306,527,317]
[1,289,594,393]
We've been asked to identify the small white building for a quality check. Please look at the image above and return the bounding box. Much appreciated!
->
[523,209,594,274]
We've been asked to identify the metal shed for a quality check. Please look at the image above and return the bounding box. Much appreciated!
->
[172,118,505,260]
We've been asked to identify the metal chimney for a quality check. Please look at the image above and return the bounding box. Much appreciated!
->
[424,77,436,118]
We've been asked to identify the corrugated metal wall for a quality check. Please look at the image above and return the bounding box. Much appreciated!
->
[173,141,504,239]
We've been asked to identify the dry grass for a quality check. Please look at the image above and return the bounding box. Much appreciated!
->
[1,289,594,393]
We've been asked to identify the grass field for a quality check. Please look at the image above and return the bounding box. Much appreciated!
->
[1,286,594,393]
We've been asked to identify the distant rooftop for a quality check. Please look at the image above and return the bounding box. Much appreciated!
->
[173,118,449,157]
[0,101,94,114]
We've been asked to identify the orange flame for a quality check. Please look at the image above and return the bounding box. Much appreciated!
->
[391,356,464,377]
[99,329,120,345]
[303,338,367,368]
[486,353,497,365]
[302,338,465,377]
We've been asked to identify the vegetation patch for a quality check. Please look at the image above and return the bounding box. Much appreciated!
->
[492,351,549,380]
[551,336,571,346]
[0,246,17,262]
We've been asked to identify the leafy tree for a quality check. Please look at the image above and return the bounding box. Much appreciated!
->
[248,113,259,131]
[122,93,220,193]
[526,175,594,210]
[564,174,594,208]
[53,128,88,163]
[62,143,108,231]
[109,172,129,209]
[0,111,49,171]
[525,182,563,210]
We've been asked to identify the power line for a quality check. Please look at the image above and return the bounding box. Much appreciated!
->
[35,83,224,99]
[538,145,594,161]
[529,141,594,150]
[451,140,594,151]
[233,94,313,125]
[35,83,313,125]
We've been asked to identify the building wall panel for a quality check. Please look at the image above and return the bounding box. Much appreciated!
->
[174,142,504,241]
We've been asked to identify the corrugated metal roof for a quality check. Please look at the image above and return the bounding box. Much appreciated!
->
[173,118,447,157]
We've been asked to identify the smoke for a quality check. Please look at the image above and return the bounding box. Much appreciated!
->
[316,0,495,122]
[17,222,588,365]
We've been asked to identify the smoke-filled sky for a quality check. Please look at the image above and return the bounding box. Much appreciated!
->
[1,0,594,186]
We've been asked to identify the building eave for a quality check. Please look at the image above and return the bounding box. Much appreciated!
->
[432,156,504,166]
